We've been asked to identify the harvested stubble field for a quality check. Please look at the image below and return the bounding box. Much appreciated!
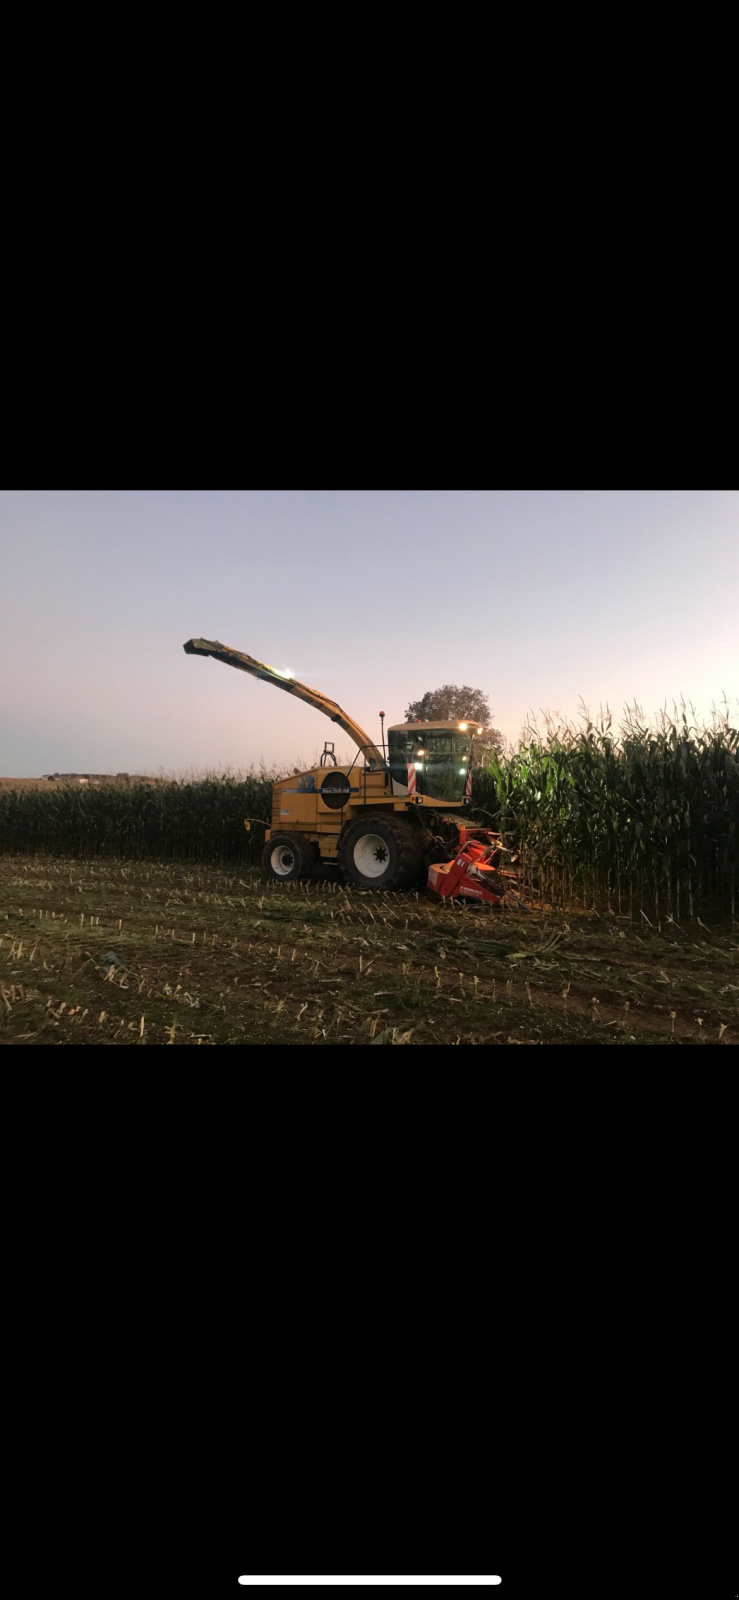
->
[1,854,736,1047]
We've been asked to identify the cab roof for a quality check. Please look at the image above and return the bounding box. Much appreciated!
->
[387,721,483,733]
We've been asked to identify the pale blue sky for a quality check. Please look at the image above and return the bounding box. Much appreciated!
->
[1,490,736,774]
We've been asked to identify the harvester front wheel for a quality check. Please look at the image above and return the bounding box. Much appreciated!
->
[262,833,317,882]
[339,815,423,891]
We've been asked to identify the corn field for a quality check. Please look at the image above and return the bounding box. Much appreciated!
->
[476,703,738,919]
[1,703,737,918]
[0,770,277,865]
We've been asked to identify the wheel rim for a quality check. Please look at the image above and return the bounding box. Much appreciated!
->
[353,834,390,878]
[271,845,295,876]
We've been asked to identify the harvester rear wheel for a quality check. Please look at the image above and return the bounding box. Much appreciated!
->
[262,833,318,882]
[339,815,423,891]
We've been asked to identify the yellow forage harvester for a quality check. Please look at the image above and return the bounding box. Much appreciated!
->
[184,636,522,902]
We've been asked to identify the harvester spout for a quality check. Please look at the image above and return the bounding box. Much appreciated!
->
[183,638,385,768]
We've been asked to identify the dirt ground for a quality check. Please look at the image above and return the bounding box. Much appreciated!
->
[0,854,736,1047]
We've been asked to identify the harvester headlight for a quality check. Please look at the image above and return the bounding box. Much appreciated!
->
[477,727,483,735]
[459,722,468,730]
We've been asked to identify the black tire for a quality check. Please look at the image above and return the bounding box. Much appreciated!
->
[262,833,318,882]
[339,814,424,891]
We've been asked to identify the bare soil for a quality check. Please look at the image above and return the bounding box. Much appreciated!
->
[0,854,736,1047]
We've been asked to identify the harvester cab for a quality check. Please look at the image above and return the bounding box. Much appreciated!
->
[387,722,476,804]
[183,637,505,896]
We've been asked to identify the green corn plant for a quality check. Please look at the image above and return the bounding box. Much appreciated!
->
[0,769,277,865]
[472,701,738,920]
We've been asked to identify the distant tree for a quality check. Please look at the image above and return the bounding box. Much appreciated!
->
[405,685,505,764]
[406,684,489,724]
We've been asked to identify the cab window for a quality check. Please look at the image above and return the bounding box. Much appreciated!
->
[388,729,472,802]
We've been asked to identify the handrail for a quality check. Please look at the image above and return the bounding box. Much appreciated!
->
[345,743,390,806]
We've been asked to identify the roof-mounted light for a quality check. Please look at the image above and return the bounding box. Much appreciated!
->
[459,722,468,731]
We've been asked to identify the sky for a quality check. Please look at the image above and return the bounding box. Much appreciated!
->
[1,489,736,775]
